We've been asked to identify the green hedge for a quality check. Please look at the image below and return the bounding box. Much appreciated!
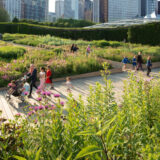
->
[1,22,160,45]
[0,23,128,41]
[128,22,160,45]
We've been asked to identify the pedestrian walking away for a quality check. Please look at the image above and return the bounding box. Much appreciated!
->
[122,56,130,71]
[137,52,143,71]
[27,64,38,98]
[132,55,137,70]
[146,56,152,77]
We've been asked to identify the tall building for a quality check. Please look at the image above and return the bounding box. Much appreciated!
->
[48,12,56,22]
[141,0,147,16]
[79,0,85,19]
[146,0,157,15]
[84,0,93,21]
[55,0,64,19]
[158,0,160,14]
[100,0,108,22]
[0,0,4,7]
[71,0,79,19]
[23,0,49,22]
[3,0,23,20]
[64,0,74,18]
[93,0,99,22]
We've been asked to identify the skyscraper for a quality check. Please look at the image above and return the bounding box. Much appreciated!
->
[158,0,160,14]
[78,0,85,19]
[64,0,74,18]
[141,0,147,16]
[3,0,23,20]
[93,0,99,22]
[100,0,108,22]
[55,0,64,19]
[71,0,79,19]
[23,0,49,22]
[84,0,93,21]
[146,0,157,15]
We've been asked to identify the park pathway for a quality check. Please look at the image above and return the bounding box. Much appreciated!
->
[0,68,160,120]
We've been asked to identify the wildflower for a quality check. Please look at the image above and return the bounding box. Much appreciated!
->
[34,106,39,111]
[2,75,8,80]
[36,89,41,94]
[46,91,51,96]
[44,105,49,109]
[54,93,60,98]
[15,113,21,117]
[37,97,42,101]
[60,101,64,106]
[41,91,46,96]
[24,91,28,95]
[28,111,34,116]
[38,106,44,110]
[34,119,38,124]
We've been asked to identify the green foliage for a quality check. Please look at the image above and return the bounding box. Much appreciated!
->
[0,46,26,59]
[1,70,160,159]
[12,17,19,23]
[0,23,128,41]
[0,7,9,22]
[128,22,160,45]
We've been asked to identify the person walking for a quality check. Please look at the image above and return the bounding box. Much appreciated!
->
[146,56,152,77]
[46,66,54,89]
[137,52,143,71]
[71,44,75,53]
[132,55,137,70]
[38,67,46,92]
[122,56,130,71]
[27,64,38,98]
[86,45,91,56]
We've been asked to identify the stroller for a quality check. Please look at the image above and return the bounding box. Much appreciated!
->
[6,77,25,101]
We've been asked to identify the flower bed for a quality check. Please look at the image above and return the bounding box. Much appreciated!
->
[1,72,160,159]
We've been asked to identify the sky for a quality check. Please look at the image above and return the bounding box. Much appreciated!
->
[49,0,55,12]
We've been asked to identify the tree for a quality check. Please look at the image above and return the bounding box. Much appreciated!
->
[0,6,9,22]
[12,17,19,23]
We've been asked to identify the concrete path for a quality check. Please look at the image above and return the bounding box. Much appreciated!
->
[0,68,160,120]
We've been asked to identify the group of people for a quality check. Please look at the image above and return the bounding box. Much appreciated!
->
[122,52,152,76]
[70,44,91,56]
[25,64,73,98]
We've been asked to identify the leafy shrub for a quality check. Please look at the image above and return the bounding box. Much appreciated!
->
[0,46,26,59]
[3,33,28,41]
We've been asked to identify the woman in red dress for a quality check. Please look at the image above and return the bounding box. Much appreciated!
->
[46,66,54,89]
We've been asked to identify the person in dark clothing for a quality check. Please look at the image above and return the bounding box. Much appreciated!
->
[27,64,37,98]
[146,56,152,77]
[73,44,79,53]
[137,52,143,71]
[71,44,75,53]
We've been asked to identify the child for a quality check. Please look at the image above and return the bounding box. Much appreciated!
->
[39,67,46,91]
[132,55,137,70]
[21,80,30,97]
[146,56,152,77]
[122,56,130,71]
[46,66,54,90]
[86,45,91,56]
[66,77,74,93]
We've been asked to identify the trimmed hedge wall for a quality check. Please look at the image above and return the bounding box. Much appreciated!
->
[0,23,128,41]
[128,22,160,45]
[1,22,160,45]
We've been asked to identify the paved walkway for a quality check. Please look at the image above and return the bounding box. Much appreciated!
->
[0,68,160,120]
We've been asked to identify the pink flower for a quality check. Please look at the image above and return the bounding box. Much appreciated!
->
[28,111,34,116]
[24,91,28,95]
[37,97,42,101]
[8,83,12,87]
[38,106,44,110]
[13,60,17,63]
[41,91,46,96]
[36,89,41,94]
[54,94,60,98]
[34,119,38,124]
[34,106,39,111]
[60,101,64,106]
[45,105,49,109]
[2,75,9,80]
[15,113,21,117]
[46,91,51,96]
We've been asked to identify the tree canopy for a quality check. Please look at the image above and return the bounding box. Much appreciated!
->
[0,6,9,22]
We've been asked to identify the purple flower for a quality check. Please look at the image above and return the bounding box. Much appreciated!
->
[49,106,56,110]
[29,106,34,110]
[54,94,60,98]
[24,91,28,95]
[28,111,34,116]
[46,91,51,96]
[38,106,44,110]
[60,101,64,106]
[41,91,46,96]
[36,89,41,94]
[34,106,39,111]
[37,97,42,101]
[44,105,49,109]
